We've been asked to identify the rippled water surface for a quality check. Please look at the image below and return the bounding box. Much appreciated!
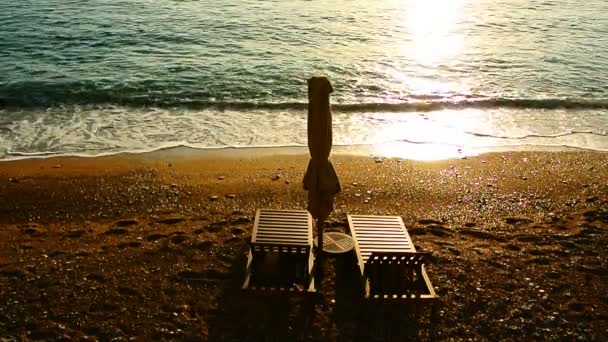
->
[1,0,607,159]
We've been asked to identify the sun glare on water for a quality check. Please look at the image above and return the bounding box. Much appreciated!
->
[369,0,473,160]
[405,0,466,66]
[366,109,483,161]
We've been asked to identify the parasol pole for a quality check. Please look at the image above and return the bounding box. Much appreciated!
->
[317,217,323,257]
[316,217,324,280]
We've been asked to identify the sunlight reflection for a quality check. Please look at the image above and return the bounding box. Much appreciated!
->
[405,0,465,66]
[358,109,486,161]
[372,142,478,161]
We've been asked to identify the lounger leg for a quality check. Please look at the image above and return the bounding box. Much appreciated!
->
[242,249,253,290]
[430,301,439,341]
[315,218,325,286]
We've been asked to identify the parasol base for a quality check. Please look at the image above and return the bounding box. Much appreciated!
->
[314,232,354,255]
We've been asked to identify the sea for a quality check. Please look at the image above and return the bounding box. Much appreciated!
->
[1,0,607,160]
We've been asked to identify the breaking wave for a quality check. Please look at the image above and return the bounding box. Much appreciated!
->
[1,87,608,112]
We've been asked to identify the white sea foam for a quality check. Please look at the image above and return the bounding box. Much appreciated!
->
[1,106,606,161]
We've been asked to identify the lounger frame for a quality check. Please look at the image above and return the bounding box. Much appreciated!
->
[348,214,437,301]
[243,209,315,294]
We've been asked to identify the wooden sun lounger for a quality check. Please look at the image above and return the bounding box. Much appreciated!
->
[347,215,437,301]
[242,209,315,293]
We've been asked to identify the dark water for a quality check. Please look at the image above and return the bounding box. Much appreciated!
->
[1,0,607,159]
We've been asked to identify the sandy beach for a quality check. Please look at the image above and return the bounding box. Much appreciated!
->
[0,148,606,341]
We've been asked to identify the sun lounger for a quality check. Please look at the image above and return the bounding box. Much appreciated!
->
[347,214,437,301]
[242,209,315,293]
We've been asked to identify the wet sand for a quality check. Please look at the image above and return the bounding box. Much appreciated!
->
[0,149,607,341]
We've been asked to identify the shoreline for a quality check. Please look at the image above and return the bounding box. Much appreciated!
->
[1,141,603,164]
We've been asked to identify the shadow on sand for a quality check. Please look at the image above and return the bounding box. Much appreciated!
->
[208,242,318,341]
[209,245,433,341]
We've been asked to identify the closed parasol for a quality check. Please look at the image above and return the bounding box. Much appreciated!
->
[303,76,341,259]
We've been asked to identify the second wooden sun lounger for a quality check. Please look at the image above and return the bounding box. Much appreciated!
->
[242,209,315,293]
[348,214,437,301]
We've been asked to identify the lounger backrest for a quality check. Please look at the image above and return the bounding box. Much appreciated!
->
[365,251,429,296]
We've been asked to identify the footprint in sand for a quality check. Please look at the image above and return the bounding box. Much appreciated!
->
[118,286,140,297]
[170,235,189,244]
[85,273,106,283]
[104,227,128,235]
[146,233,168,241]
[64,229,86,238]
[114,219,138,227]
[191,240,213,251]
[157,217,186,225]
[117,241,142,249]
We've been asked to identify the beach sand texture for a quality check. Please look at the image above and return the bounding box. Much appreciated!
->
[0,150,606,340]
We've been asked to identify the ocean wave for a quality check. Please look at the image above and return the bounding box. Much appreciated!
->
[2,79,608,111]
[2,93,608,112]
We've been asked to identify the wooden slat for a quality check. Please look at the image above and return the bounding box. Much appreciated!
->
[354,227,406,232]
[355,223,403,231]
[354,231,405,235]
[256,237,309,244]
[258,214,309,220]
[258,214,308,218]
[352,216,401,221]
[354,233,408,239]
[357,236,409,241]
[354,225,402,230]
[361,248,412,253]
[355,227,402,231]
[259,214,309,220]
[258,210,309,217]
[357,240,409,244]
[257,225,308,230]
[258,222,309,227]
[354,224,400,230]
[258,220,308,226]
[258,222,308,230]
[256,235,309,242]
[354,231,407,235]
[260,209,309,215]
[254,239,309,245]
[254,242,310,247]
[256,229,309,235]
[355,236,410,241]
[258,219,308,224]
[351,220,402,225]
[354,227,405,231]
[257,223,309,229]
[255,236,309,243]
[356,238,408,242]
[258,217,309,223]
[358,243,411,248]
